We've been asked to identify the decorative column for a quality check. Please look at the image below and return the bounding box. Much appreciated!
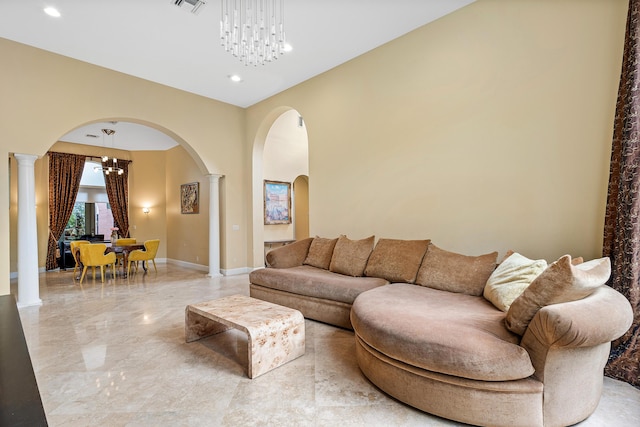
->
[207,174,223,277]
[14,154,41,307]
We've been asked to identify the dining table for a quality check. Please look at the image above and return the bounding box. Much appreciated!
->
[73,243,146,280]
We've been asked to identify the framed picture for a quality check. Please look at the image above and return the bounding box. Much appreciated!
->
[181,182,199,214]
[264,180,291,224]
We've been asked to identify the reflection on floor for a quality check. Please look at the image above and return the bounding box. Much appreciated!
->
[11,265,640,426]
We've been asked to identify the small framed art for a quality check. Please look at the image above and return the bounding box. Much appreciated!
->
[264,180,291,224]
[181,182,199,214]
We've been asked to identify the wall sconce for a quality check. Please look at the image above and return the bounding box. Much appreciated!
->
[142,207,150,215]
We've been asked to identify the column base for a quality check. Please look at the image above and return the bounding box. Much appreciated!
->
[17,299,43,309]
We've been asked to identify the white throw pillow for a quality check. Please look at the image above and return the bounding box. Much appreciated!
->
[483,252,547,312]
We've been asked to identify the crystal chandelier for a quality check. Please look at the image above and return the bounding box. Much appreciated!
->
[94,128,124,176]
[220,0,286,66]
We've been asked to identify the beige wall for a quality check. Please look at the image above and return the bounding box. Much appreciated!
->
[128,150,168,252]
[247,0,628,266]
[165,145,210,267]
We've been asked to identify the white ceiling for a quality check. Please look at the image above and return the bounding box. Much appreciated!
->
[0,0,475,150]
[60,121,181,151]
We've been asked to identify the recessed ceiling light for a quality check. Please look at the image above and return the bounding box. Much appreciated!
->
[284,43,293,53]
[43,7,61,18]
[229,75,243,83]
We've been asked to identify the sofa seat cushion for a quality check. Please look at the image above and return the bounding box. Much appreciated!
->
[249,265,389,305]
[351,283,535,381]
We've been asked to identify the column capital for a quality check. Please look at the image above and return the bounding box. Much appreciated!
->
[13,153,39,164]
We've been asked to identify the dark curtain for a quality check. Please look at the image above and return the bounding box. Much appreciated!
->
[46,152,85,270]
[104,159,130,238]
[603,0,640,389]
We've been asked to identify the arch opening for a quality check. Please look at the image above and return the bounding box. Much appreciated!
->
[252,108,309,267]
[9,116,223,284]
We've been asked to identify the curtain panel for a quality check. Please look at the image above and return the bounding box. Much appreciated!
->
[603,0,640,389]
[104,159,130,238]
[46,152,86,270]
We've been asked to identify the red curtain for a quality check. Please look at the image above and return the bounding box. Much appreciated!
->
[603,0,640,389]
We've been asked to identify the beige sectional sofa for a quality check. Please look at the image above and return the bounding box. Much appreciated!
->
[248,235,633,427]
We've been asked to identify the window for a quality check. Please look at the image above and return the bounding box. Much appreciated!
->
[63,161,114,239]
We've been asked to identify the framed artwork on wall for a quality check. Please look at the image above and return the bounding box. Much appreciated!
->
[264,180,291,224]
[181,182,199,214]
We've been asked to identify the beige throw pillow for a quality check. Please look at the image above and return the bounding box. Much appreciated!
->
[505,255,611,335]
[483,252,548,312]
[266,237,314,268]
[415,244,498,296]
[303,237,338,270]
[329,235,375,277]
[364,238,430,283]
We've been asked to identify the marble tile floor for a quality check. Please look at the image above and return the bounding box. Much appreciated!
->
[11,264,640,427]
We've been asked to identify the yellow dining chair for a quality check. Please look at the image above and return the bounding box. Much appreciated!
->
[79,243,117,284]
[69,240,90,278]
[127,239,160,276]
[114,238,137,265]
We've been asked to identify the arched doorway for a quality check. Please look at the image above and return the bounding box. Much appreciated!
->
[252,109,309,267]
[9,118,224,304]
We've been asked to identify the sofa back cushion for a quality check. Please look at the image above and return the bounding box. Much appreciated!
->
[303,237,338,270]
[505,255,611,335]
[415,244,498,296]
[329,235,375,277]
[266,237,314,268]
[364,238,430,283]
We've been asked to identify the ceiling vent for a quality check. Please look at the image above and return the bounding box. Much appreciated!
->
[172,0,206,14]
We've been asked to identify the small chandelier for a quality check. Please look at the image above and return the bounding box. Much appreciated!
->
[220,0,286,66]
[94,128,124,176]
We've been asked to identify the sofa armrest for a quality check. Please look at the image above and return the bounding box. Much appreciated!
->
[265,237,314,268]
[520,285,632,425]
[522,285,632,349]
[521,284,632,383]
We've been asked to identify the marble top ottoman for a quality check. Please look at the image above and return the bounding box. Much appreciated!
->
[185,294,305,378]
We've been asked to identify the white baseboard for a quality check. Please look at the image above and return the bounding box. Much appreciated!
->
[165,258,208,272]
[165,258,253,276]
[221,267,253,276]
[13,258,254,279]
[10,266,47,279]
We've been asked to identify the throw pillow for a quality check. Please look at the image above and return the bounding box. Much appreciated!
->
[505,255,611,335]
[303,237,338,270]
[329,235,375,277]
[415,244,498,296]
[364,238,430,283]
[483,252,548,312]
[266,237,314,268]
